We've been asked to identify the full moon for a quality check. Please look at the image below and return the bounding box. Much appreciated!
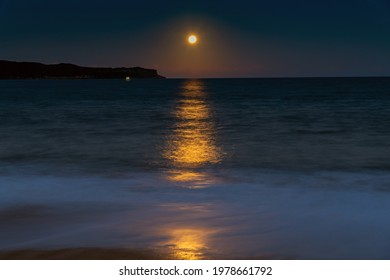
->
[188,35,198,44]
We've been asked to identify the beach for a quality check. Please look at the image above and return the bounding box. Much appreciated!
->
[1,78,390,259]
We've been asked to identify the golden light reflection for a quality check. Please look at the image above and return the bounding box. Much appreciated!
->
[160,227,214,260]
[166,170,216,189]
[156,81,223,259]
[163,80,222,187]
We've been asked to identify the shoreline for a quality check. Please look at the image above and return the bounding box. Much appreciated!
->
[0,248,170,260]
[0,248,290,260]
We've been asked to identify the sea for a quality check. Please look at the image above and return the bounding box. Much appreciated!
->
[1,77,390,259]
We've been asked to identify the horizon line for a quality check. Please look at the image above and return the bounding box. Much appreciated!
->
[167,75,390,79]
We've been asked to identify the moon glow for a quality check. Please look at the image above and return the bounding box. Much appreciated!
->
[188,35,198,45]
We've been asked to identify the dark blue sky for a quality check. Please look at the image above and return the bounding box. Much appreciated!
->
[1,0,389,77]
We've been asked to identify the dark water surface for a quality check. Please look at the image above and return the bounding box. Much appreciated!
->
[1,78,390,259]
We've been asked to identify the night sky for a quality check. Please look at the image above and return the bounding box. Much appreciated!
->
[1,0,389,78]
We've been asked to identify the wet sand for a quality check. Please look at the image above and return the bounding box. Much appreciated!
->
[0,248,169,260]
[0,248,289,260]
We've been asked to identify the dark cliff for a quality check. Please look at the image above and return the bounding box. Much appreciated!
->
[0,60,165,79]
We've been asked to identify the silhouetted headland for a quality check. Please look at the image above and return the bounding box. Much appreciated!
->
[0,60,165,79]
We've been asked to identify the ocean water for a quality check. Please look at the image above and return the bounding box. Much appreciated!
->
[1,78,390,259]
